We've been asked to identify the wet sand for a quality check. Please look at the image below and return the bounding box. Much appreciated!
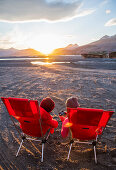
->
[0,60,116,169]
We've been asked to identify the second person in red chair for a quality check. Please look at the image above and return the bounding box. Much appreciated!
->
[59,97,80,138]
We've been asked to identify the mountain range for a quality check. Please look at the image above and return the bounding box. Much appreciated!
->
[0,34,116,57]
[52,34,116,55]
[0,48,43,57]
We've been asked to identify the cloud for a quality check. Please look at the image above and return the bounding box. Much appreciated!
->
[105,18,116,26]
[76,9,95,17]
[0,0,95,22]
[106,10,111,14]
[0,27,31,49]
[100,0,109,6]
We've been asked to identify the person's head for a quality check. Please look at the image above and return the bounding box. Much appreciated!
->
[40,97,55,113]
[66,97,79,108]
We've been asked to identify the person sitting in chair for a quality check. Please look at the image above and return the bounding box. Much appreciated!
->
[40,97,58,135]
[59,97,80,138]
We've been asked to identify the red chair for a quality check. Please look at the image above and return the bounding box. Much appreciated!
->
[1,97,58,162]
[64,107,114,163]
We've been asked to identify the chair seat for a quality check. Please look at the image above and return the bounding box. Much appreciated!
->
[71,124,98,140]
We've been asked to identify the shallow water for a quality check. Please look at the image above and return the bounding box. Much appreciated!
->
[0,55,116,70]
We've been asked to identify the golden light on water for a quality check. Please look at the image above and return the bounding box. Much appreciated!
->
[31,61,52,65]
[31,61,70,65]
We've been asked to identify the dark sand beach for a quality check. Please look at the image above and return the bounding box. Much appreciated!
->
[0,56,116,169]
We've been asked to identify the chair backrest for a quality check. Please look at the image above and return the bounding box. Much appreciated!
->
[1,97,43,137]
[1,97,39,119]
[67,107,114,140]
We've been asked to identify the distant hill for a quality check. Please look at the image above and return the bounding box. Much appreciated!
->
[65,44,79,50]
[0,48,18,57]
[12,48,43,57]
[51,34,116,55]
[51,44,79,55]
[0,48,43,57]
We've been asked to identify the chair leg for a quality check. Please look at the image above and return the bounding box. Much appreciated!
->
[41,143,44,162]
[67,143,73,160]
[93,145,97,164]
[16,139,24,157]
[46,131,50,140]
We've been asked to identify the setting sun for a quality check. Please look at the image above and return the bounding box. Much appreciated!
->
[29,34,63,55]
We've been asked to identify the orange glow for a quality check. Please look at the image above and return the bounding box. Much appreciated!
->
[64,122,73,127]
[29,34,64,55]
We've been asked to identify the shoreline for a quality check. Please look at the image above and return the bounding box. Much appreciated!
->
[0,56,116,71]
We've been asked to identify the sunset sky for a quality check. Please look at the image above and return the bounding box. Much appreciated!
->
[0,0,116,54]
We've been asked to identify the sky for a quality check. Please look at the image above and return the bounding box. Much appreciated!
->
[0,0,116,54]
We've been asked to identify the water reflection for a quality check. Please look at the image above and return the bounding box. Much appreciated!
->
[31,61,52,65]
[31,61,70,65]
[0,57,49,61]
